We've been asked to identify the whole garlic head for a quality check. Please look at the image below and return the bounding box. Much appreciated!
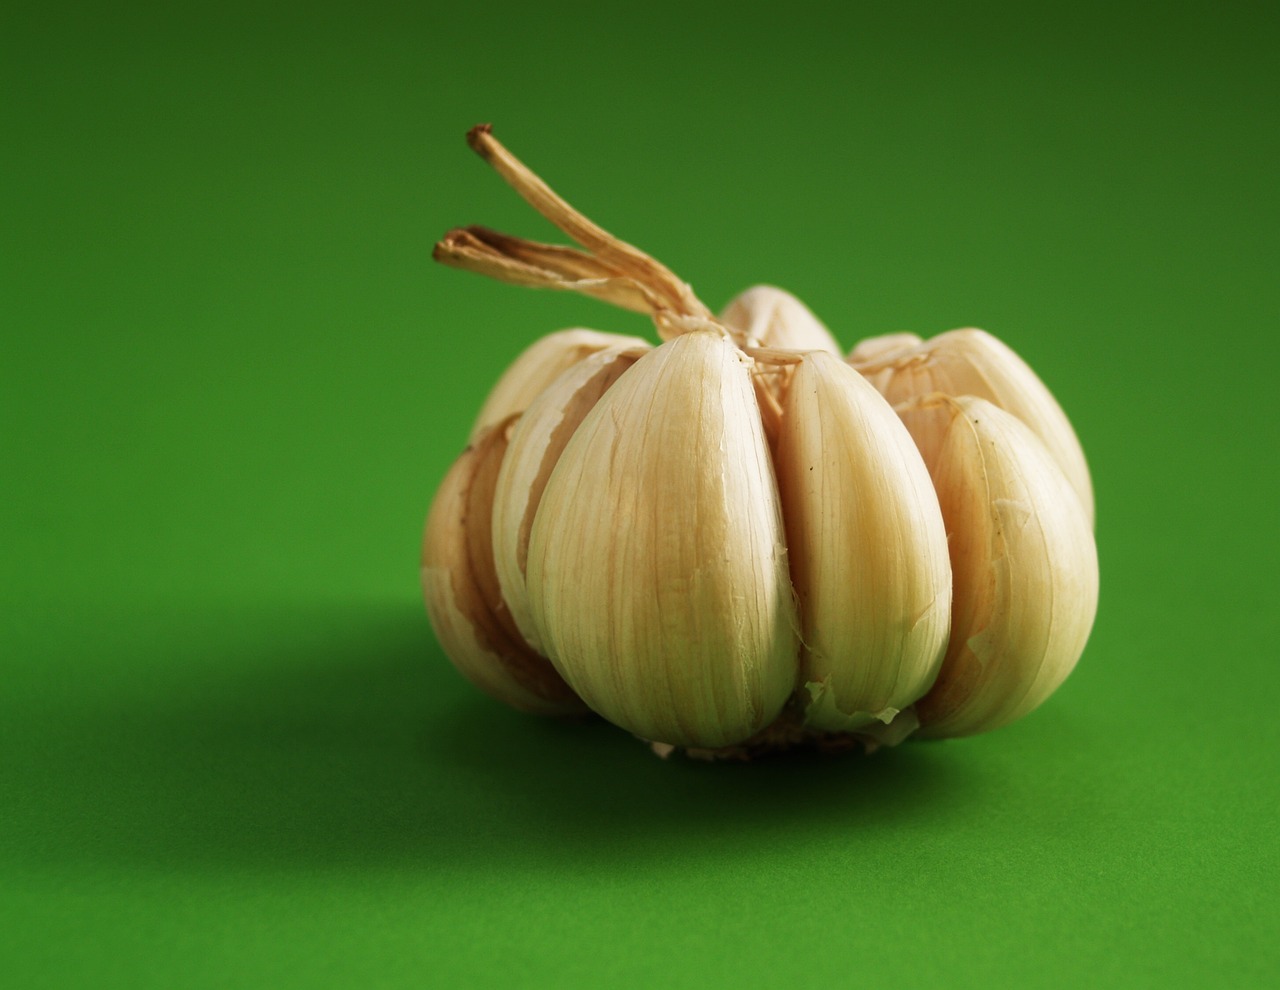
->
[423,125,1099,758]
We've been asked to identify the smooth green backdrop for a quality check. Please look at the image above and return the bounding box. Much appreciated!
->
[4,1,1277,987]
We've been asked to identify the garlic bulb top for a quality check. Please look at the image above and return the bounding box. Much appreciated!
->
[720,285,842,355]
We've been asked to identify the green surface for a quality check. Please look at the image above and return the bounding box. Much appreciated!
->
[4,1,1279,987]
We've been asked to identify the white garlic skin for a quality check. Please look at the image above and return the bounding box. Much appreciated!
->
[421,421,586,716]
[773,352,952,732]
[470,328,649,443]
[899,397,1099,737]
[525,332,800,748]
[851,328,1094,526]
[720,285,843,355]
[491,344,650,654]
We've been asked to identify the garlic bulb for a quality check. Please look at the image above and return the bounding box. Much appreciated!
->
[424,125,1099,757]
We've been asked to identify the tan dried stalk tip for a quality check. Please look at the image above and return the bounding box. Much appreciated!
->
[423,124,1099,758]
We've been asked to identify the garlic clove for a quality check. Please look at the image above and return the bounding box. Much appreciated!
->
[492,343,650,654]
[720,285,842,355]
[847,332,924,369]
[720,286,842,438]
[422,420,587,715]
[525,331,800,748]
[470,328,650,443]
[900,396,1099,738]
[774,352,952,734]
[851,328,1094,526]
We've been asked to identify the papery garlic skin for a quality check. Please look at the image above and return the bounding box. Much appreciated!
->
[847,333,923,365]
[470,328,649,442]
[422,421,586,715]
[774,352,952,732]
[491,343,650,654]
[721,285,843,355]
[526,332,800,748]
[899,397,1099,738]
[851,329,1094,525]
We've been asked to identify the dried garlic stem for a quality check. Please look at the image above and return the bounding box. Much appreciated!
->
[465,124,709,319]
[463,226,625,283]
[434,227,656,315]
[436,124,738,343]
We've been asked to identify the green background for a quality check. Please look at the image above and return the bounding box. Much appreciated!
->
[4,1,1278,986]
